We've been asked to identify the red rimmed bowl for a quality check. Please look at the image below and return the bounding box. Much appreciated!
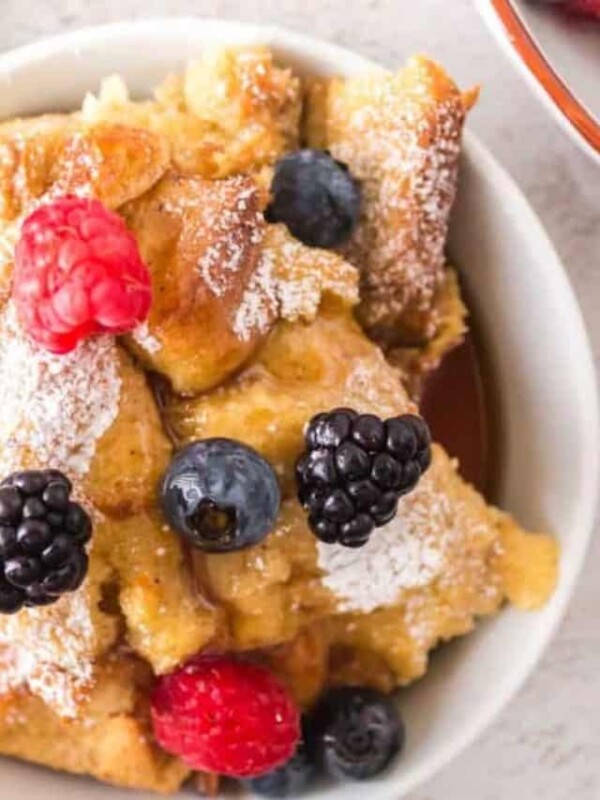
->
[476,0,600,162]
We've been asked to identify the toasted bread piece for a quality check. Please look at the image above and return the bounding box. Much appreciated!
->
[100,509,218,675]
[85,347,172,515]
[0,119,169,223]
[304,56,474,352]
[0,653,189,793]
[82,47,301,177]
[122,172,273,394]
[0,303,171,516]
[0,519,117,718]
[262,623,330,708]
[389,267,468,398]
[167,309,558,679]
[0,302,175,711]
[122,172,358,394]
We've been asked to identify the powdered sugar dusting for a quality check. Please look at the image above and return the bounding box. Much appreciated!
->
[309,58,467,336]
[0,303,122,477]
[318,475,445,613]
[0,305,120,715]
[233,250,278,341]
[233,225,359,341]
[318,453,496,616]
[0,589,96,717]
[131,320,162,355]
[197,179,264,298]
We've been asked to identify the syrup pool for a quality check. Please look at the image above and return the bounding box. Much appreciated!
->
[420,333,493,495]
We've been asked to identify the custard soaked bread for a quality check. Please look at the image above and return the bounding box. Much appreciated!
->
[81,46,302,177]
[0,46,558,794]
[167,308,558,676]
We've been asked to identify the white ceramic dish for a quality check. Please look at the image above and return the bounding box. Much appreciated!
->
[0,17,597,800]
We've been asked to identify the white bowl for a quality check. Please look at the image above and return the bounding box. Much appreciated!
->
[0,18,597,800]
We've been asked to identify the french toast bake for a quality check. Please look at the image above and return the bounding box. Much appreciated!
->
[0,46,558,794]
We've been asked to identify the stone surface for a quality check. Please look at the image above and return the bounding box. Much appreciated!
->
[1,1,599,797]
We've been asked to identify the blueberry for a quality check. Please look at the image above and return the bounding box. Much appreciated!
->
[312,687,405,781]
[266,150,362,249]
[161,439,281,553]
[244,717,316,797]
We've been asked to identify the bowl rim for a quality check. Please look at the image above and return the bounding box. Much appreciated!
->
[0,16,598,798]
[475,0,600,164]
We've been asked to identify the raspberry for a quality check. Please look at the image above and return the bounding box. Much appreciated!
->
[151,655,300,778]
[565,0,600,16]
[13,196,151,354]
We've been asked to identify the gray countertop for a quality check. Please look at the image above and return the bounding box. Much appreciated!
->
[1,0,599,797]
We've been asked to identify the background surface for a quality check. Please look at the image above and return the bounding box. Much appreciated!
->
[1,0,599,797]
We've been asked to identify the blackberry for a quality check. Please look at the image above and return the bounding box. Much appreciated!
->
[265,150,362,249]
[296,410,431,547]
[0,469,91,614]
[312,687,405,781]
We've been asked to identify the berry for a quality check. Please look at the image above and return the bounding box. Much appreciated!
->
[296,410,431,547]
[151,656,300,777]
[160,439,281,553]
[527,0,600,16]
[0,469,91,613]
[565,0,600,17]
[243,717,317,797]
[13,195,151,354]
[266,150,361,249]
[312,687,405,781]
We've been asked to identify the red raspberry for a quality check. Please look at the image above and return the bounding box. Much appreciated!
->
[151,656,300,778]
[565,0,600,16]
[13,196,151,353]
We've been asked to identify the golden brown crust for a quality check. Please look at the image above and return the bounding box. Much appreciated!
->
[82,47,301,177]
[0,655,189,793]
[0,119,169,223]
[122,172,273,395]
[84,346,172,515]
[388,267,468,398]
[304,56,473,349]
